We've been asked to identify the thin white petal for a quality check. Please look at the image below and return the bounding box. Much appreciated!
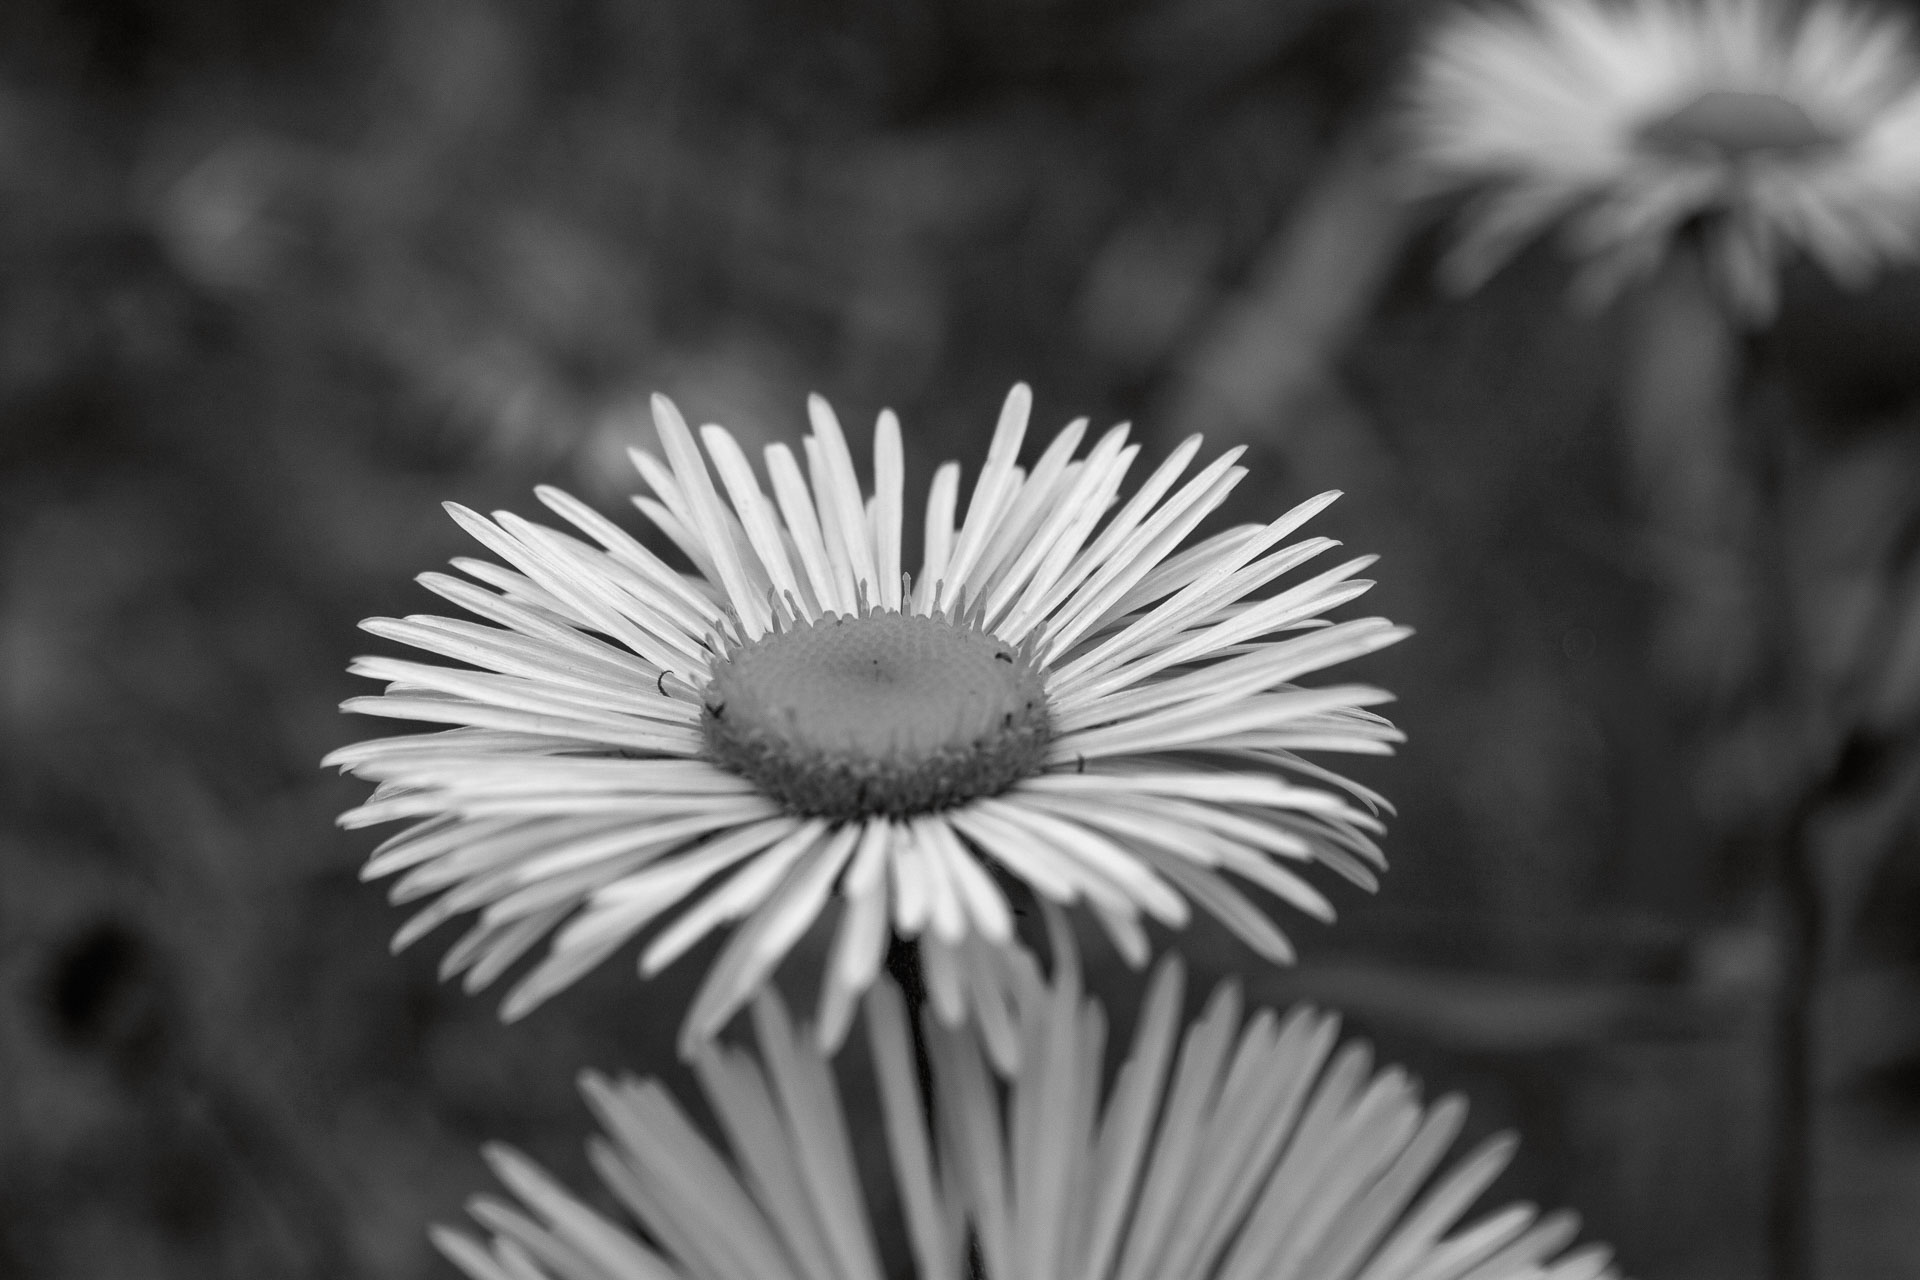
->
[700,425,806,612]
[939,383,1032,604]
[583,1073,795,1279]
[1041,451,1247,661]
[919,930,968,1026]
[1019,433,1203,637]
[814,820,896,1052]
[909,815,970,944]
[996,430,1137,641]
[983,798,1188,926]
[972,418,1087,603]
[641,819,829,975]
[693,1046,843,1280]
[872,409,905,610]
[533,484,726,628]
[747,996,888,1280]
[650,397,769,636]
[804,436,863,613]
[923,818,1014,943]
[865,980,962,1280]
[805,395,882,602]
[914,461,961,613]
[679,824,862,1048]
[1110,979,1246,1280]
[766,441,844,616]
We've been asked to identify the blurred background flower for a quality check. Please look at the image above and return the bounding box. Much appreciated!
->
[5,0,1920,1277]
[1405,0,1920,319]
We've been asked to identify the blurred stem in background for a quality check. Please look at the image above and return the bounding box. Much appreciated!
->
[1157,131,1409,456]
[1622,242,1814,1280]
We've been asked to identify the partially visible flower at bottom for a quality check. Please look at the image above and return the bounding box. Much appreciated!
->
[434,927,1622,1280]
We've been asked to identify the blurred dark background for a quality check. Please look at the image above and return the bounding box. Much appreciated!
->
[5,0,1920,1276]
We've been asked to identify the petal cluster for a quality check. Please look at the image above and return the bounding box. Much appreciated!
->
[433,929,1621,1280]
[328,386,1407,1062]
[1405,0,1920,317]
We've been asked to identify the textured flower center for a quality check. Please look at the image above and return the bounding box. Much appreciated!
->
[1636,89,1839,160]
[701,611,1052,819]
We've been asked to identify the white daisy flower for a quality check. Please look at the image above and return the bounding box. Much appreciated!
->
[1405,0,1920,319]
[326,385,1407,1063]
[431,928,1622,1280]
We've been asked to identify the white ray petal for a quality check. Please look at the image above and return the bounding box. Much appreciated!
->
[928,1008,1014,1278]
[766,441,844,616]
[692,1045,843,1280]
[1354,1134,1524,1280]
[640,819,829,975]
[583,1073,796,1280]
[939,383,1033,604]
[348,655,689,726]
[444,505,695,674]
[864,980,962,1280]
[805,396,882,599]
[1054,683,1399,763]
[923,818,1014,943]
[680,824,863,1049]
[1052,548,1368,702]
[651,398,770,636]
[890,822,934,936]
[1019,433,1203,634]
[481,1144,681,1280]
[814,822,895,1054]
[748,994,888,1280]
[413,572,657,675]
[452,554,593,627]
[339,694,702,758]
[701,425,806,611]
[996,430,1137,641]
[804,436,863,613]
[972,418,1087,599]
[909,815,970,944]
[914,461,961,614]
[358,615,661,693]
[981,798,1188,927]
[872,409,905,610]
[1109,978,1246,1280]
[1041,452,1247,661]
[918,930,968,1026]
[534,484,726,627]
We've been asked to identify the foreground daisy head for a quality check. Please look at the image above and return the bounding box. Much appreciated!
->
[1404,0,1920,319]
[326,385,1407,1062]
[433,929,1622,1280]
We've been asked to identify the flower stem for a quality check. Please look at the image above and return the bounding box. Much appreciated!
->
[880,936,938,1127]
[881,934,987,1280]
[1625,251,1816,1280]
[1748,392,1820,1280]
[1769,792,1821,1280]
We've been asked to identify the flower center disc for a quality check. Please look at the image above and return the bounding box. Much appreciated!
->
[701,611,1051,819]
[1636,89,1838,160]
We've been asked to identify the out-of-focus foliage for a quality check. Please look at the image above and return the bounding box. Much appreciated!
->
[4,1,1920,1277]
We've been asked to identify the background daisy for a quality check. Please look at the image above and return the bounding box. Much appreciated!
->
[328,385,1407,1063]
[1405,0,1920,318]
